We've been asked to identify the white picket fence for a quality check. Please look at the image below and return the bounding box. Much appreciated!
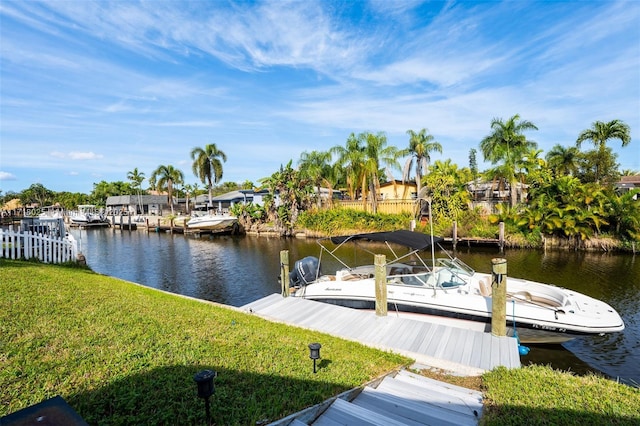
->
[0,226,78,264]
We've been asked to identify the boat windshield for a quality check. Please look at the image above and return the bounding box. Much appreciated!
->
[437,258,474,278]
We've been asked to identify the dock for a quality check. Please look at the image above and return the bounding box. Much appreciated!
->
[242,294,520,375]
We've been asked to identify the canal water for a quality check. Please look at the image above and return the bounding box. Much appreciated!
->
[70,228,640,387]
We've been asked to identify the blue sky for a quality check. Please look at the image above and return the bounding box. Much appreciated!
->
[1,0,639,195]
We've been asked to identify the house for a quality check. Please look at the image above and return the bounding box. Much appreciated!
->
[379,180,417,200]
[616,175,640,196]
[466,178,529,214]
[194,189,273,212]
[106,195,173,216]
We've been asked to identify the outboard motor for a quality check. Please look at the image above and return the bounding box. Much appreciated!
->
[289,256,320,287]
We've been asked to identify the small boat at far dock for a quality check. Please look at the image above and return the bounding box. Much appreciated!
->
[186,211,238,231]
[70,204,109,227]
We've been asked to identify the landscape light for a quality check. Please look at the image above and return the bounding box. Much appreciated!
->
[308,343,322,373]
[194,369,216,423]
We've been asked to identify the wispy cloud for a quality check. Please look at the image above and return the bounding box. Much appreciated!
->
[0,171,17,181]
[0,0,638,193]
[50,152,104,161]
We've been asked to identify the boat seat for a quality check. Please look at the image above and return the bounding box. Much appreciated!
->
[479,278,492,297]
[389,266,410,275]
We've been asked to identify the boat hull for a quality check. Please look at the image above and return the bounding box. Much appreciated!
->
[186,215,237,230]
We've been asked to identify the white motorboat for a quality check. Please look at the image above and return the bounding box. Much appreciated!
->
[70,204,108,225]
[288,230,625,344]
[38,205,64,219]
[186,211,238,231]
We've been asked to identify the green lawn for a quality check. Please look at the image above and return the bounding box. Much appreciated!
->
[0,259,409,425]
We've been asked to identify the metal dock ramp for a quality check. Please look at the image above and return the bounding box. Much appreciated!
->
[242,294,520,374]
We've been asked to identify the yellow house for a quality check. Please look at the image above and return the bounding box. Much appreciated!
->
[379,180,417,200]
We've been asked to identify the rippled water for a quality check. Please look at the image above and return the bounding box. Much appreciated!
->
[71,228,640,386]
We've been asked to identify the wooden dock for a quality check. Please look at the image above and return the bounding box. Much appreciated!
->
[242,294,520,374]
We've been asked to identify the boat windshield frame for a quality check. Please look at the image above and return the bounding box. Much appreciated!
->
[317,230,444,272]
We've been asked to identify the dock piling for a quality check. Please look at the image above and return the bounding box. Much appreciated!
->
[280,250,290,297]
[375,254,387,317]
[491,258,507,337]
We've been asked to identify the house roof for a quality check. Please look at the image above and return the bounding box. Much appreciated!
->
[106,195,168,205]
[195,189,270,204]
[620,175,640,184]
[380,180,416,188]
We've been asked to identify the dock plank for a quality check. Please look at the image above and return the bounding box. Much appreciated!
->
[241,294,520,372]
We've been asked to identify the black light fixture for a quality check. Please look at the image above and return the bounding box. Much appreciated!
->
[194,370,216,423]
[308,343,322,373]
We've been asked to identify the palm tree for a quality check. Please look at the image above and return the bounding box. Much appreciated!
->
[576,119,631,183]
[402,128,442,196]
[480,114,538,207]
[330,133,367,202]
[150,165,184,215]
[190,143,227,209]
[545,144,580,177]
[127,168,146,214]
[362,132,402,214]
[298,150,333,208]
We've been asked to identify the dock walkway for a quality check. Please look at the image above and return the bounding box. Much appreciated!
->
[273,368,485,426]
[242,294,520,374]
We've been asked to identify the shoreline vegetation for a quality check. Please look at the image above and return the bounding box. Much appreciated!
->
[233,208,638,254]
[2,259,639,425]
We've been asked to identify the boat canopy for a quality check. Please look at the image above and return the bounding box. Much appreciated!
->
[330,230,444,251]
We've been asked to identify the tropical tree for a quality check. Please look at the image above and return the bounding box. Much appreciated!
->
[604,189,640,240]
[258,160,313,236]
[150,165,184,215]
[402,128,442,196]
[127,168,146,214]
[298,150,333,208]
[424,160,471,225]
[576,119,631,183]
[468,148,478,182]
[545,145,580,177]
[190,143,227,208]
[576,147,620,185]
[182,183,195,214]
[360,132,402,214]
[20,183,54,209]
[480,114,538,207]
[89,181,134,206]
[330,133,367,202]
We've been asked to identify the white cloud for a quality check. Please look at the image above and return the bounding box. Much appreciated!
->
[68,152,103,160]
[0,171,17,181]
[49,152,103,160]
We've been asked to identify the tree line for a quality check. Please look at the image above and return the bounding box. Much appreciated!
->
[2,116,638,245]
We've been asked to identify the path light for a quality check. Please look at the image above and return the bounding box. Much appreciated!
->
[308,343,322,373]
[194,370,216,423]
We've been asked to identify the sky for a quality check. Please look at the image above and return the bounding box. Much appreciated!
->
[1,0,639,195]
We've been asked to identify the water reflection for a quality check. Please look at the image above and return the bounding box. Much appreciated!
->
[71,228,639,387]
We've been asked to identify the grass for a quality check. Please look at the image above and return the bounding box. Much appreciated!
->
[481,366,640,425]
[0,259,410,425]
[2,259,638,425]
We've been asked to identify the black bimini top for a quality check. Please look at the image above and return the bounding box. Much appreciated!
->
[330,230,444,251]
